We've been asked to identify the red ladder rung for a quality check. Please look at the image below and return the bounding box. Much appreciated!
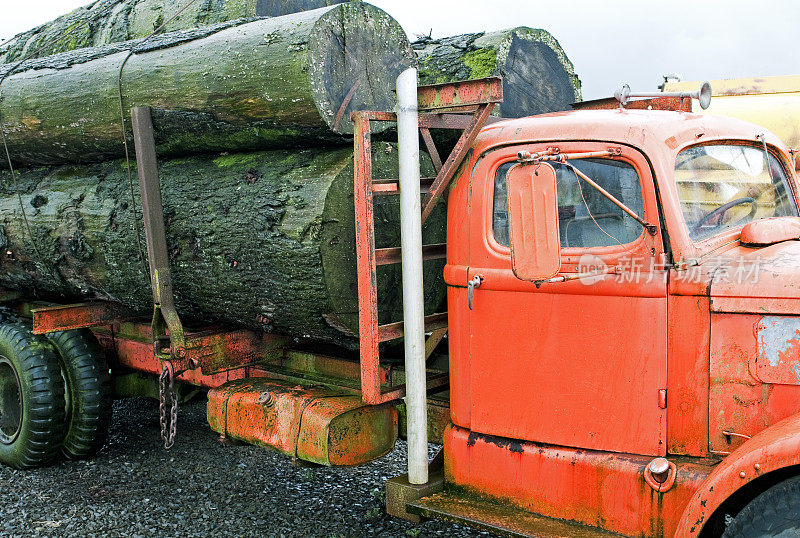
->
[371,177,435,196]
[378,312,448,343]
[375,243,446,266]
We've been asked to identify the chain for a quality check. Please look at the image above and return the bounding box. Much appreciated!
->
[158,362,178,450]
[116,0,201,449]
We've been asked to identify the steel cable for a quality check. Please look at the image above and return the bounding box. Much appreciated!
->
[117,0,204,279]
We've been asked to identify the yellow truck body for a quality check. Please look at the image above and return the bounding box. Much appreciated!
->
[665,75,800,167]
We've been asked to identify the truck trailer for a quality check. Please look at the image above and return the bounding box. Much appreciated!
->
[2,42,800,538]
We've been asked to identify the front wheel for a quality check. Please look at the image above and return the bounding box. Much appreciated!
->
[723,475,800,537]
[0,323,66,469]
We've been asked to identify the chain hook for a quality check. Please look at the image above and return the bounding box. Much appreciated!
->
[158,361,178,450]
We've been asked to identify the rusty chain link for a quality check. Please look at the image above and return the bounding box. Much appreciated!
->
[158,362,179,450]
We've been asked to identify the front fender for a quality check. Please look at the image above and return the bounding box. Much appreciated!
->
[676,411,800,537]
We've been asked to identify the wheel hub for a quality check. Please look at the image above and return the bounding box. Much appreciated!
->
[0,355,22,445]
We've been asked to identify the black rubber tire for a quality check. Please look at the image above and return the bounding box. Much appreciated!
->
[723,475,800,537]
[45,329,112,459]
[0,323,66,469]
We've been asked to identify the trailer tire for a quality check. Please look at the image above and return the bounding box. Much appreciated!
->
[0,323,66,469]
[46,330,112,459]
[722,475,800,537]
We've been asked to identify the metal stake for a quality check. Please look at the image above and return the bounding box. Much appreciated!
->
[130,107,186,360]
[396,68,428,485]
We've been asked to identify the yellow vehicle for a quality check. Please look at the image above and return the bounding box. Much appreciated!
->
[664,75,800,168]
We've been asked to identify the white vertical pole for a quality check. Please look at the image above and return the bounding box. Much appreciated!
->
[396,67,428,485]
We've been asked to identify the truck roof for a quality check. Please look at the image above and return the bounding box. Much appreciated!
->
[474,109,787,157]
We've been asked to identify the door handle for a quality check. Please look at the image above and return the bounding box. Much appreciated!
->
[467,275,483,310]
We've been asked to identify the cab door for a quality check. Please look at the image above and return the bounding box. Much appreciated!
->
[465,142,668,456]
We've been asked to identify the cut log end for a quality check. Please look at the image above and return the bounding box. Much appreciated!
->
[415,27,582,119]
[496,29,581,117]
[308,2,416,135]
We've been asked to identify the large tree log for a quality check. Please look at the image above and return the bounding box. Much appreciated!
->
[0,3,414,166]
[0,0,346,63]
[414,27,582,117]
[0,144,446,349]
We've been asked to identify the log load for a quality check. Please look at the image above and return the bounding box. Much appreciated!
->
[0,143,446,349]
[414,27,582,117]
[0,3,415,166]
[0,0,346,63]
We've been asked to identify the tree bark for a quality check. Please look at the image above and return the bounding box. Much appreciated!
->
[0,144,446,349]
[0,3,415,166]
[414,27,582,118]
[0,0,346,64]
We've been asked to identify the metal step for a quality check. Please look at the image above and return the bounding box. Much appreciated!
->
[407,491,625,538]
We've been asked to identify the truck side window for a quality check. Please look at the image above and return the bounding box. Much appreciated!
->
[493,158,644,248]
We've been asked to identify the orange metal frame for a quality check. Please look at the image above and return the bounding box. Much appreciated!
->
[30,301,134,334]
[352,77,502,404]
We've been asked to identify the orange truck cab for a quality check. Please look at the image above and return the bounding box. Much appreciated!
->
[426,107,800,537]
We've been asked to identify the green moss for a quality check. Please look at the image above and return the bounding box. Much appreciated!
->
[60,21,92,52]
[213,152,264,168]
[463,48,497,79]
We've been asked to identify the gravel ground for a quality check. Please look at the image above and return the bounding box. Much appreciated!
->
[0,397,488,537]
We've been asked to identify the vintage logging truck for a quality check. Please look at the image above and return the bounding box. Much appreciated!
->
[4,58,800,536]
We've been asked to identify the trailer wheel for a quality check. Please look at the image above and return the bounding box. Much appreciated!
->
[46,330,112,459]
[723,475,800,537]
[0,323,66,469]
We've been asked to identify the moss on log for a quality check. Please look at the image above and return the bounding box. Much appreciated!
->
[0,0,346,63]
[0,144,445,348]
[414,27,582,117]
[0,3,415,166]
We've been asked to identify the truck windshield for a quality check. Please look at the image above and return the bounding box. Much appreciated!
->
[675,144,798,241]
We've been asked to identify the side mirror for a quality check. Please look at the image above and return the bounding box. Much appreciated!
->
[506,162,561,281]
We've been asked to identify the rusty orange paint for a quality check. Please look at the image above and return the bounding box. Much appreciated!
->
[352,110,382,405]
[416,76,503,112]
[32,301,134,334]
[440,109,800,536]
[207,378,397,466]
[91,319,398,466]
[572,95,693,112]
[93,321,284,386]
[96,331,250,388]
[740,216,800,246]
[444,425,712,537]
[676,411,800,536]
[708,241,800,314]
[505,162,561,280]
[666,294,710,457]
[351,79,498,406]
[454,140,668,455]
[709,313,800,454]
[469,110,795,267]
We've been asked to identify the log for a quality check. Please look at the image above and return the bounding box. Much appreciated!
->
[0,0,346,63]
[0,144,446,349]
[414,27,582,117]
[0,3,415,166]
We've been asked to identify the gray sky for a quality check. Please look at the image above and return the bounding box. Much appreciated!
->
[1,0,798,100]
